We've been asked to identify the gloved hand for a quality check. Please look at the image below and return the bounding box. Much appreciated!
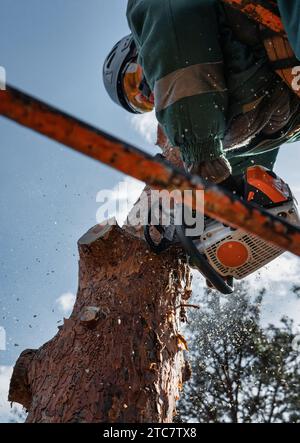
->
[185,155,232,184]
[223,81,299,149]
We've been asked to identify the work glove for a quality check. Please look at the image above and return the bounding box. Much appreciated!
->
[185,155,232,184]
[223,81,299,149]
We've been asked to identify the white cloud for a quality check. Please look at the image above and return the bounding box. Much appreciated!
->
[56,292,76,314]
[246,253,300,328]
[130,111,158,144]
[0,366,26,423]
[246,253,300,293]
[192,252,300,328]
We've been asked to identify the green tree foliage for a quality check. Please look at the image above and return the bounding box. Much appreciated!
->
[178,284,300,423]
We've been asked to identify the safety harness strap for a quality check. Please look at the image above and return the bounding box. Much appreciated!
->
[268,57,299,71]
[222,0,300,99]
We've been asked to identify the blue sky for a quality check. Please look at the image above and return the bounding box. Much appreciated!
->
[1,0,300,422]
[0,0,157,370]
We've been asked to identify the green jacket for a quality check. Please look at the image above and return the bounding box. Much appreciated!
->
[127,0,300,175]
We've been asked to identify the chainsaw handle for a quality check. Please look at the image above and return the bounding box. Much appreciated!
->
[144,224,173,254]
[144,205,175,254]
[176,225,234,295]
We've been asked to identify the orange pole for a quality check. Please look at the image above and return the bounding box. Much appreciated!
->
[1,85,300,256]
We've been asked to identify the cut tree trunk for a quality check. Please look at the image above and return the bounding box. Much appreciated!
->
[9,125,192,423]
[9,224,191,423]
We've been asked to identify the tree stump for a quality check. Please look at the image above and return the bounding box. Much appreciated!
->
[9,222,192,423]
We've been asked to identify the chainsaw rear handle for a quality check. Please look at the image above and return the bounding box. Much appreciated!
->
[144,224,173,254]
[176,225,234,295]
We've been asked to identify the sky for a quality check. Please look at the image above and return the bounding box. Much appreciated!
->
[0,0,300,423]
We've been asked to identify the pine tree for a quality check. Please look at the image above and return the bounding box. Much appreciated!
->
[178,283,300,423]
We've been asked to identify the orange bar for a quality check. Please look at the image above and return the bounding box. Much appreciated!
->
[1,85,300,256]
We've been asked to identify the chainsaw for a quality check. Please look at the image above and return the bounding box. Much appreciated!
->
[144,165,300,294]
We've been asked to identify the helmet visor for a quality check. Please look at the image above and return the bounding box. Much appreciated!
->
[122,61,154,113]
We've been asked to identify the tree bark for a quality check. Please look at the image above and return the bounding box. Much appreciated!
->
[9,125,192,423]
[9,222,192,423]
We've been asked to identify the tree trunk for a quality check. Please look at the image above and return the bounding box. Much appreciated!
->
[9,223,192,423]
[9,125,192,423]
